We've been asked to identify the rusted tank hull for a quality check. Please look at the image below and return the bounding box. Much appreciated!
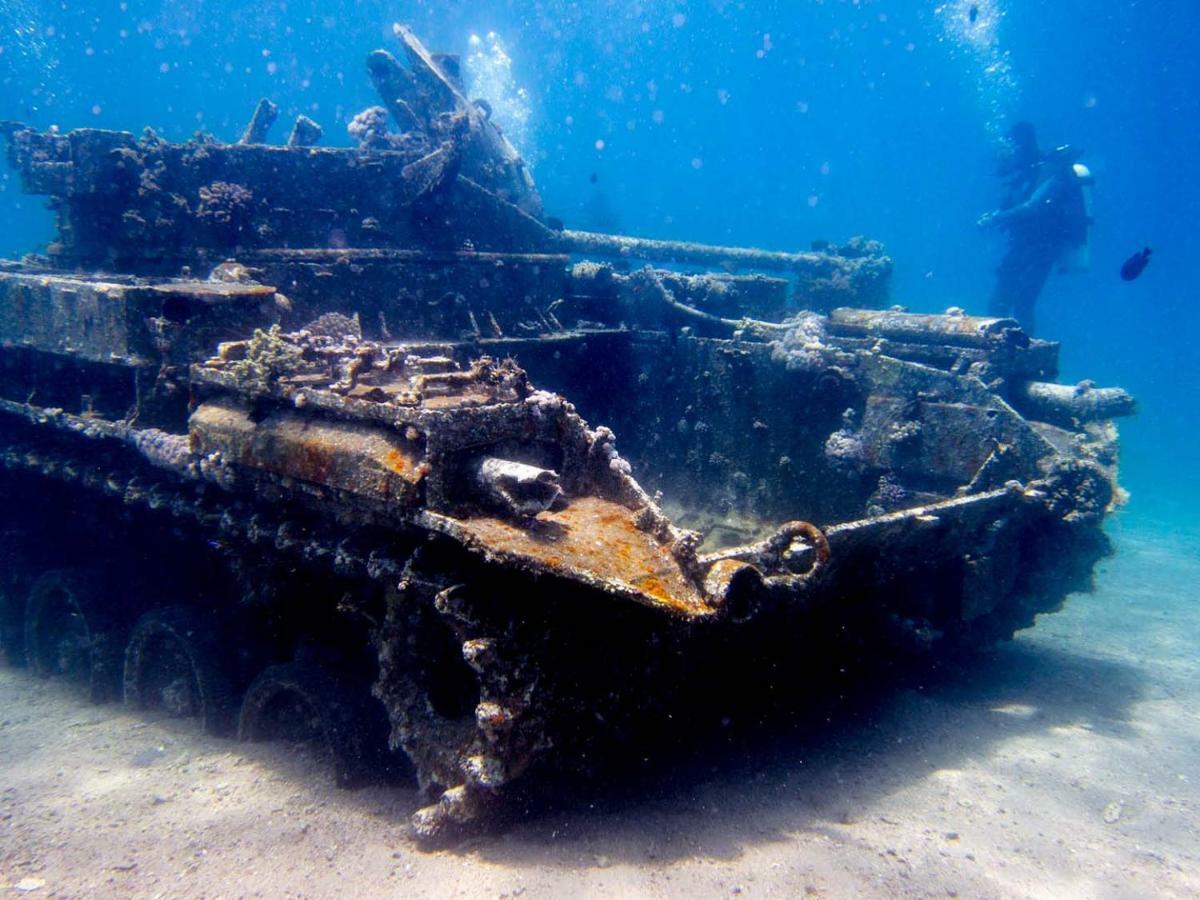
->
[0,301,1118,838]
[0,25,1130,844]
[0,410,1108,840]
[0,268,1128,842]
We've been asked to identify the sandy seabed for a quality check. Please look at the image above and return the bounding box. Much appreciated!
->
[1,513,1198,899]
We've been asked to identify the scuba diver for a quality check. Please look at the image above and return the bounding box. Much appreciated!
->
[977,121,1093,336]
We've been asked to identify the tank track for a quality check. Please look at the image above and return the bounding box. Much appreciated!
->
[0,402,552,840]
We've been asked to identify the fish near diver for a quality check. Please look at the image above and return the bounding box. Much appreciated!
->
[1120,248,1152,281]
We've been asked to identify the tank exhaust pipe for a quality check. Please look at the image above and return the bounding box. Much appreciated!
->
[473,457,562,518]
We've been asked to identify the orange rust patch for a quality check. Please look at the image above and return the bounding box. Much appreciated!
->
[384,448,409,474]
[631,574,671,603]
[190,401,422,506]
[451,496,708,617]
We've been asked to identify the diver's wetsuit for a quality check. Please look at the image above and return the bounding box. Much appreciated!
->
[986,155,1088,336]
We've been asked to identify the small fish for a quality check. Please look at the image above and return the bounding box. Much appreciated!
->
[968,4,979,23]
[1119,247,1152,281]
[589,171,599,184]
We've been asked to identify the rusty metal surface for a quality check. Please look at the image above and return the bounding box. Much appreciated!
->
[431,496,711,618]
[190,399,425,506]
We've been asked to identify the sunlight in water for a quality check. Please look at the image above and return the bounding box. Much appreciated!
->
[465,31,534,160]
[933,0,1019,141]
[0,0,47,63]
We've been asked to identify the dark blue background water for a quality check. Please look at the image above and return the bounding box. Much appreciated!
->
[2,0,1195,525]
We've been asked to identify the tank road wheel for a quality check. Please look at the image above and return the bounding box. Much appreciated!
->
[23,570,124,702]
[122,606,238,737]
[238,662,386,788]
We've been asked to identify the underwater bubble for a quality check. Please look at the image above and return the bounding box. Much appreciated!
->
[465,30,535,158]
[933,0,1019,141]
[0,0,48,65]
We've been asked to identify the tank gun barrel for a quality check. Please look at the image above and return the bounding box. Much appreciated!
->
[827,307,1023,347]
[560,228,828,273]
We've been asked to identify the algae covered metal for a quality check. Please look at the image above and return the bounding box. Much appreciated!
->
[0,26,1132,840]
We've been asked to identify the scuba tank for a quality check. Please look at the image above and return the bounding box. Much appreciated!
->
[1059,161,1095,273]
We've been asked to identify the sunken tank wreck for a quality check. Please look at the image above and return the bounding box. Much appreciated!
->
[0,26,1133,840]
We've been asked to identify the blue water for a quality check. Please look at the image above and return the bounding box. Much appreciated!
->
[1,0,1196,526]
[0,7,1198,891]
